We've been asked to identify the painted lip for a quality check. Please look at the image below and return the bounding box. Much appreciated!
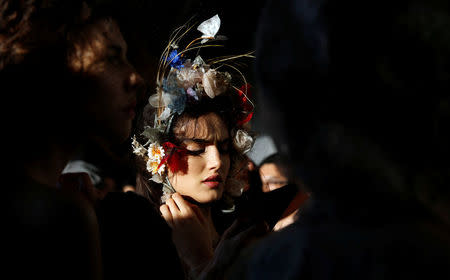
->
[123,100,137,119]
[202,174,223,188]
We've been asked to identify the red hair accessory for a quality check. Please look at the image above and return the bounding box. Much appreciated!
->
[236,83,254,126]
[159,142,188,173]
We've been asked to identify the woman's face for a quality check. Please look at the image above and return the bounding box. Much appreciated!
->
[68,19,145,144]
[168,112,231,203]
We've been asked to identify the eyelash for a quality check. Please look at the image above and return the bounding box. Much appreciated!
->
[186,149,204,156]
[186,144,230,156]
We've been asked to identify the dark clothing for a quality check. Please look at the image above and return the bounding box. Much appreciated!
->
[96,191,184,279]
[232,0,450,278]
[227,197,450,279]
[213,180,300,235]
[5,175,101,280]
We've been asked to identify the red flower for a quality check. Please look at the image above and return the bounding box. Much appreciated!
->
[159,142,188,174]
[236,83,254,126]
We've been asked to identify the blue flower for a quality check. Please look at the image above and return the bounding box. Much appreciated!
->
[162,77,185,96]
[167,50,184,69]
[168,94,187,115]
[162,77,177,93]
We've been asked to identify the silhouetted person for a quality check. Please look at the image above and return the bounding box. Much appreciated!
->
[227,0,450,279]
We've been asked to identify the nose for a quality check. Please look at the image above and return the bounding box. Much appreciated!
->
[206,145,222,171]
[125,67,146,97]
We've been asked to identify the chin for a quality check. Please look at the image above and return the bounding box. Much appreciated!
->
[114,123,132,143]
[195,189,223,204]
[99,120,132,144]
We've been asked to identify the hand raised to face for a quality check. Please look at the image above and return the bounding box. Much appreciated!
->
[159,193,214,270]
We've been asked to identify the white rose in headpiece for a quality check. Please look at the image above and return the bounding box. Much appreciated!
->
[177,66,203,89]
[233,129,254,154]
[202,69,231,98]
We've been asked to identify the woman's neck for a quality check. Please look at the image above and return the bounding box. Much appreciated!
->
[199,205,220,247]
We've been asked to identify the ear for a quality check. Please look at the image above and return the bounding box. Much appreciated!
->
[79,1,92,22]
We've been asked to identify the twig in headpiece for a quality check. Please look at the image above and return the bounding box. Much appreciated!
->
[208,51,255,65]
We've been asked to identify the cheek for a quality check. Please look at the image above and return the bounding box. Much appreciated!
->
[85,78,115,112]
[185,156,207,175]
[98,77,122,108]
[93,68,128,104]
[169,156,205,189]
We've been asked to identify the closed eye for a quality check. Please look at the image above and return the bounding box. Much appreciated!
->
[186,148,205,156]
[182,137,230,156]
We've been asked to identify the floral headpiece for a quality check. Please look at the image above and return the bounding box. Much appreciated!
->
[132,15,255,203]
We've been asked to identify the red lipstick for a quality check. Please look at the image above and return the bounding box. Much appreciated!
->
[202,174,222,188]
[123,100,137,119]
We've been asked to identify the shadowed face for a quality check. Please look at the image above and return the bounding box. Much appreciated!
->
[168,112,231,203]
[259,162,289,192]
[68,18,145,143]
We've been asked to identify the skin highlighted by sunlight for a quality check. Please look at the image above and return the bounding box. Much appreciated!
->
[67,18,144,143]
[168,112,231,204]
[259,163,289,192]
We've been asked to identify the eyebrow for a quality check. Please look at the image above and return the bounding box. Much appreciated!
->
[180,137,230,144]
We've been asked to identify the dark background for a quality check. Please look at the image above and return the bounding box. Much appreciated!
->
[96,0,263,87]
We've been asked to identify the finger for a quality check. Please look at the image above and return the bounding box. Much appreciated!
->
[160,204,174,228]
[171,192,193,215]
[272,221,283,232]
[122,185,136,192]
[166,198,181,218]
